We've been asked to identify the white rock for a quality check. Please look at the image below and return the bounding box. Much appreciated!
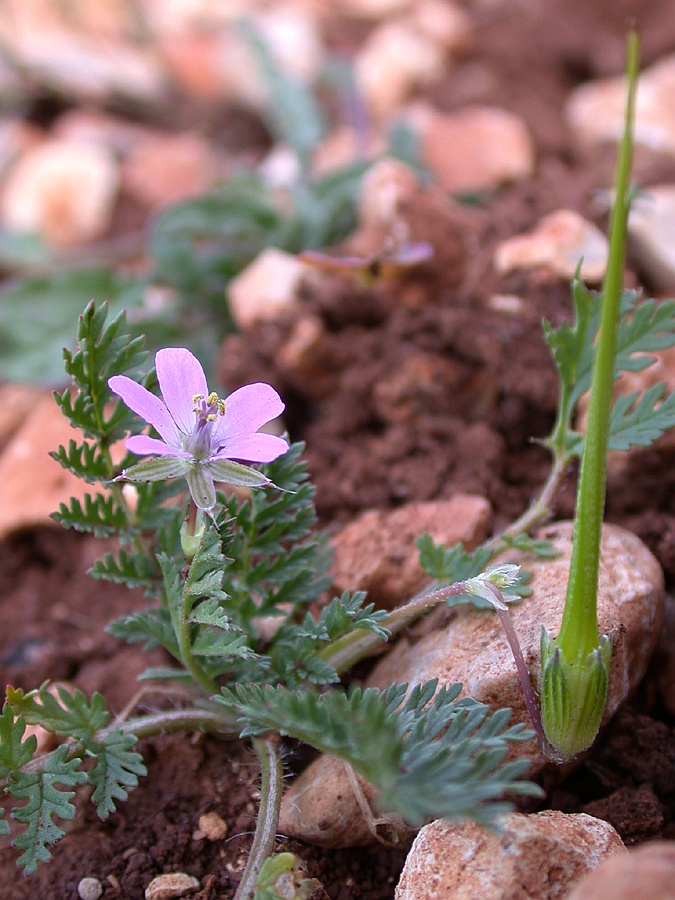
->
[566,54,675,156]
[412,105,534,193]
[1,139,119,247]
[412,0,473,52]
[144,872,200,900]
[396,812,625,899]
[227,248,308,329]
[279,522,664,846]
[358,157,420,232]
[495,209,609,283]
[197,810,228,841]
[340,0,412,18]
[627,185,675,292]
[355,21,446,119]
[77,877,103,900]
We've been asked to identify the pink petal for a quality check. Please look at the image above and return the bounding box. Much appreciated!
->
[156,347,207,435]
[212,432,288,463]
[212,383,284,445]
[109,375,181,447]
[126,434,191,458]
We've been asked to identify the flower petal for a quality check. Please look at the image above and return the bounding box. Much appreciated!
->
[207,459,272,488]
[156,347,208,435]
[109,375,181,446]
[116,456,190,483]
[126,434,192,458]
[212,383,284,446]
[186,463,217,510]
[212,432,288,463]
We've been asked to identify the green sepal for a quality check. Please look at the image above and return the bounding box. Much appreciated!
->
[115,457,189,483]
[209,458,272,488]
[255,852,322,900]
[540,627,612,762]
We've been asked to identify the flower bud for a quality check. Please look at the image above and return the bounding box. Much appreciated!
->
[540,627,612,762]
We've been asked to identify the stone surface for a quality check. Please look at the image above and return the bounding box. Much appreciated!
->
[77,878,103,900]
[331,497,492,610]
[121,131,220,209]
[279,522,664,846]
[495,209,609,283]
[197,811,228,841]
[566,840,675,900]
[355,21,446,119]
[1,139,119,246]
[395,812,625,899]
[566,55,675,157]
[144,872,200,899]
[413,105,534,193]
[359,157,420,234]
[227,248,309,329]
[627,184,675,292]
[0,393,101,537]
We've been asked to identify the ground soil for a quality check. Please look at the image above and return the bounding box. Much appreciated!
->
[2,1,675,897]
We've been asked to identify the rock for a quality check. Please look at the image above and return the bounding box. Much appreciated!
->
[358,158,420,233]
[0,118,42,180]
[340,0,412,17]
[279,522,664,846]
[627,184,675,292]
[411,0,473,52]
[277,315,340,400]
[227,248,309,329]
[412,105,534,193]
[197,811,228,841]
[330,496,492,610]
[566,54,675,156]
[494,209,609,283]
[53,108,151,156]
[144,872,200,899]
[0,393,101,537]
[355,21,446,119]
[77,878,103,900]
[395,812,625,899]
[311,126,384,177]
[1,139,119,247]
[566,840,675,900]
[122,132,221,209]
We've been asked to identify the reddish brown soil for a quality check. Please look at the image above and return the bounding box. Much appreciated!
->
[3,2,675,897]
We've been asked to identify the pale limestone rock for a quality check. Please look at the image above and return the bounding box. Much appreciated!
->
[358,157,420,233]
[340,0,411,18]
[414,105,534,193]
[1,139,119,247]
[77,878,103,900]
[627,185,675,292]
[53,108,152,156]
[311,125,384,177]
[227,248,309,329]
[395,812,625,899]
[567,840,675,900]
[0,394,103,537]
[494,209,609,283]
[197,811,228,841]
[279,522,664,847]
[144,872,200,899]
[566,55,675,156]
[330,496,493,610]
[412,0,473,52]
[122,132,220,209]
[355,21,446,119]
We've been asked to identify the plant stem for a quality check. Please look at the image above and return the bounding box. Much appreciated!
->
[234,733,284,900]
[557,28,639,662]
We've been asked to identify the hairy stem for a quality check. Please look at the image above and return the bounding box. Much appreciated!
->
[234,733,284,900]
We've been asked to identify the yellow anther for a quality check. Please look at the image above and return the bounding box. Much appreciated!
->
[217,399,226,416]
[192,393,204,403]
[207,391,219,406]
[206,413,217,422]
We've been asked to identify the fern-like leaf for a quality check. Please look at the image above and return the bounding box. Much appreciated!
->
[52,493,129,537]
[0,705,37,777]
[608,384,675,450]
[88,730,146,819]
[10,745,88,874]
[6,685,109,740]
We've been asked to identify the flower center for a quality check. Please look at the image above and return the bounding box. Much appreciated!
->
[185,392,226,459]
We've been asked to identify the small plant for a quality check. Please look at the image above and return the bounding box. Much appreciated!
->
[0,302,540,892]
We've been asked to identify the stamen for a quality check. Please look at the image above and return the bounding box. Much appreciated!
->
[217,399,226,416]
[207,391,219,406]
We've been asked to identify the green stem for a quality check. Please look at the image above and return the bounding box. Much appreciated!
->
[557,28,639,661]
[234,733,284,900]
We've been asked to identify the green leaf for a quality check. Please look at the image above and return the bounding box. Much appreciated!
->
[296,591,389,643]
[608,384,675,450]
[236,19,325,164]
[191,629,254,660]
[7,685,109,740]
[52,492,129,537]
[90,548,160,594]
[219,681,540,829]
[0,705,37,778]
[10,744,88,874]
[108,609,180,659]
[416,534,493,583]
[499,533,559,559]
[88,730,146,819]
[0,271,144,385]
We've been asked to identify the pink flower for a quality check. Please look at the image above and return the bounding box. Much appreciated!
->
[109,347,288,510]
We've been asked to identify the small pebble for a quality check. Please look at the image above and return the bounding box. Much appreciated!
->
[145,872,200,900]
[78,877,103,900]
[198,810,228,841]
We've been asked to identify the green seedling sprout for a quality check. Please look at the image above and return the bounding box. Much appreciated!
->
[540,29,639,761]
